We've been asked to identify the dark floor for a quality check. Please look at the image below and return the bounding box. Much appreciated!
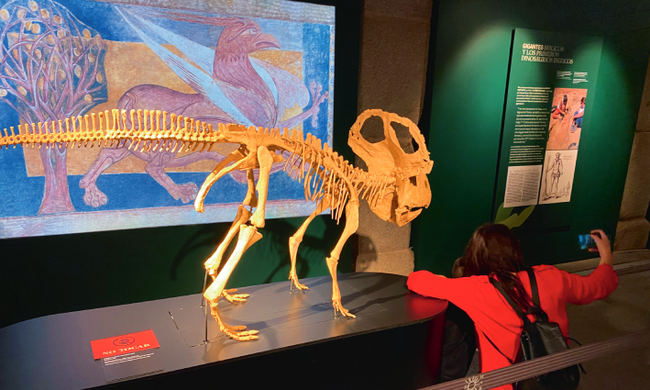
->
[558,249,650,389]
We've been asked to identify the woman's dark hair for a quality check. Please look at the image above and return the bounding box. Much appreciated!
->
[460,223,532,311]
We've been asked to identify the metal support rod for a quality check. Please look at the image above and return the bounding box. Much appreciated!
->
[203,300,209,344]
[201,269,209,344]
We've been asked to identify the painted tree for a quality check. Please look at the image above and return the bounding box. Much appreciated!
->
[0,0,106,214]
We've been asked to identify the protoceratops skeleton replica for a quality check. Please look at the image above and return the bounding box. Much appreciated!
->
[0,108,433,341]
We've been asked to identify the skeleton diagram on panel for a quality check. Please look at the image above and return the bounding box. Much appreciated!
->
[539,150,577,204]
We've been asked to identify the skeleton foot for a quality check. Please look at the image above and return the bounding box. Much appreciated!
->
[209,301,259,341]
[80,183,108,208]
[289,271,309,292]
[325,254,357,319]
[332,299,356,319]
[169,182,198,203]
[222,288,250,303]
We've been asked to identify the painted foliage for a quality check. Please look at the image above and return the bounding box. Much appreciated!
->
[0,0,335,238]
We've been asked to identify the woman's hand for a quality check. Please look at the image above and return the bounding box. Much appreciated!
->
[590,229,613,265]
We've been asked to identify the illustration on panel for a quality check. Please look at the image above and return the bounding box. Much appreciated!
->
[539,150,578,204]
[540,87,586,204]
[546,88,587,151]
[0,0,335,238]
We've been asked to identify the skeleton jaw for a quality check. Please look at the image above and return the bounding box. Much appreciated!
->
[394,205,424,227]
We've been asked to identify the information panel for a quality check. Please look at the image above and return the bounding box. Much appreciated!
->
[497,28,602,210]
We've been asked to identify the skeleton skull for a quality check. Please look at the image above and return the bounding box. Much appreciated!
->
[348,109,433,227]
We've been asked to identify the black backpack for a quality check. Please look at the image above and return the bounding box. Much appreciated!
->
[487,269,581,390]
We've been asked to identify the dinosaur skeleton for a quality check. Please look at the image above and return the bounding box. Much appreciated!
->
[0,108,433,341]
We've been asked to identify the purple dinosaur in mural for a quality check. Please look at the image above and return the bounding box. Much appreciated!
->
[80,14,328,208]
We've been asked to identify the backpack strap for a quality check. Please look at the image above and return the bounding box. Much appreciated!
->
[525,268,549,321]
[488,277,531,326]
[487,277,532,365]
[481,329,515,364]
[527,268,540,307]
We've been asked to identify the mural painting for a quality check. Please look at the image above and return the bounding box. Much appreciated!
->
[0,0,335,237]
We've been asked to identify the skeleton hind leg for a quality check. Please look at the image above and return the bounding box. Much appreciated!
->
[203,169,256,274]
[203,170,257,304]
[203,146,274,340]
[204,224,263,341]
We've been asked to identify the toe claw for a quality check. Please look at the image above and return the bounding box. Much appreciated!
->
[332,301,356,319]
[289,274,309,292]
[222,288,250,304]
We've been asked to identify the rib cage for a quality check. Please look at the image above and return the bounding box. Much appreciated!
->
[0,108,394,221]
[276,132,394,222]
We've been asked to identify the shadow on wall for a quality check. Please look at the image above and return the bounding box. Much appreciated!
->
[170,215,358,290]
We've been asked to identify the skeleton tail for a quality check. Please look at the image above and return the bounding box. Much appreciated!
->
[1,107,396,222]
[0,109,224,152]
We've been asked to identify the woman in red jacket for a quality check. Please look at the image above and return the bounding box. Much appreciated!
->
[407,223,618,390]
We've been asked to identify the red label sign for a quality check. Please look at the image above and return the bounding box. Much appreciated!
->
[90,329,160,360]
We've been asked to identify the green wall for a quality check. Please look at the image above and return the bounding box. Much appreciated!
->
[413,0,650,275]
[0,0,361,328]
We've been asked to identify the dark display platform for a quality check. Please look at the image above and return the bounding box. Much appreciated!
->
[0,272,447,389]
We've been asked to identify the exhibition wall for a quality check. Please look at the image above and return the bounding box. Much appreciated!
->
[413,0,650,274]
[2,0,649,328]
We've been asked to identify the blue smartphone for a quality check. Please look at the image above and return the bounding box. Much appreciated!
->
[578,232,604,250]
[578,234,596,250]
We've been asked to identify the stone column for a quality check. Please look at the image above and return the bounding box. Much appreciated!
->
[615,57,650,250]
[355,0,433,275]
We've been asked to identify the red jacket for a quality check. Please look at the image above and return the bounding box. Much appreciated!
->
[407,264,618,390]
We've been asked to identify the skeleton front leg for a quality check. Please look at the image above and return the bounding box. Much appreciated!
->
[326,199,359,318]
[288,195,331,291]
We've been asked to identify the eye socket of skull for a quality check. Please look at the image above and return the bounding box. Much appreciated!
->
[390,120,420,154]
[359,115,386,144]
